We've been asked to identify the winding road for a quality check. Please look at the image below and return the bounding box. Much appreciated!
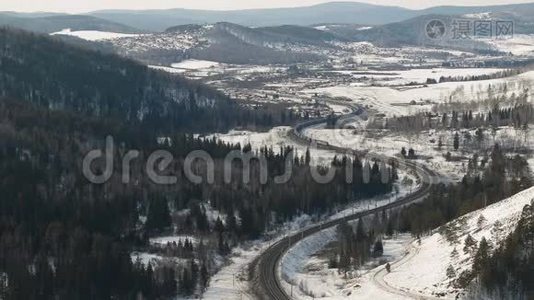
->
[249,105,441,300]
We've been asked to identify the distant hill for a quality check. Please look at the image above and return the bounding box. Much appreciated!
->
[109,22,328,65]
[321,12,534,51]
[421,2,534,20]
[89,2,415,31]
[0,13,141,34]
[4,2,534,34]
[89,1,534,32]
[4,2,534,37]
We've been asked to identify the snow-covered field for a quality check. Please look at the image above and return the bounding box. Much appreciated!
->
[302,70,534,116]
[486,34,534,56]
[330,68,503,86]
[50,28,141,41]
[303,124,465,181]
[171,59,220,70]
[383,186,534,298]
[208,126,339,165]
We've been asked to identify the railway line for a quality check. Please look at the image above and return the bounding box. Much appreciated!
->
[250,105,440,300]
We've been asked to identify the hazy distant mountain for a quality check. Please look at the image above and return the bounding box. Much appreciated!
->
[89,2,416,31]
[4,2,534,34]
[421,2,534,19]
[0,13,141,33]
[89,1,534,32]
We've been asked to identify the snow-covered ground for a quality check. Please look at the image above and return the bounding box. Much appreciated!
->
[203,183,419,300]
[383,186,534,298]
[149,65,187,74]
[149,235,198,247]
[171,59,220,70]
[50,28,141,41]
[207,126,339,166]
[302,70,534,116]
[130,251,189,268]
[486,34,534,56]
[303,124,466,181]
[280,228,415,299]
[329,68,503,87]
[277,185,534,300]
[202,242,267,300]
[200,123,421,299]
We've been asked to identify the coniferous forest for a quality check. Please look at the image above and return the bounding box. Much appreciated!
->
[0,28,395,299]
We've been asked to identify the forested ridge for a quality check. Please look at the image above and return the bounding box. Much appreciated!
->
[0,28,396,298]
[0,27,288,133]
[0,97,395,298]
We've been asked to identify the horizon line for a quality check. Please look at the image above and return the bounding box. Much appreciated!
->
[2,1,534,15]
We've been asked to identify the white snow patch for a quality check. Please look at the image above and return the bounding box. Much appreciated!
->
[171,59,220,70]
[50,28,141,41]
[149,235,198,247]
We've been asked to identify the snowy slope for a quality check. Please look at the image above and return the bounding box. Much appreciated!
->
[302,70,534,116]
[485,34,534,56]
[50,28,141,41]
[384,186,534,298]
[275,186,534,300]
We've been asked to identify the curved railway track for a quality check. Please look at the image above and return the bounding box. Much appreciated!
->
[250,105,440,300]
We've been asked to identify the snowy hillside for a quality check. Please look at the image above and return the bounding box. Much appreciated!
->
[383,186,534,298]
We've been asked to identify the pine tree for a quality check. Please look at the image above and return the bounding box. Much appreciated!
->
[446,264,456,279]
[200,264,209,291]
[373,240,384,257]
[473,237,490,273]
[146,198,171,232]
[463,234,477,254]
[453,133,460,151]
[477,215,487,229]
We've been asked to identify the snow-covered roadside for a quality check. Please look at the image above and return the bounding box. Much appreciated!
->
[280,231,414,300]
[201,215,316,300]
[207,126,352,166]
[201,173,418,300]
[277,185,534,300]
[201,242,266,300]
[383,186,534,298]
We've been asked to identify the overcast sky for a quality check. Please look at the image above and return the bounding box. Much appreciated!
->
[2,0,533,13]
